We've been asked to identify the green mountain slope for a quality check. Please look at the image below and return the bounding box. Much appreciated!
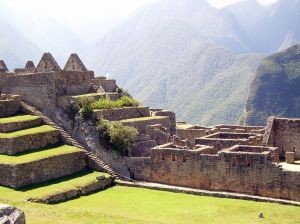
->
[245,44,300,125]
[86,0,262,125]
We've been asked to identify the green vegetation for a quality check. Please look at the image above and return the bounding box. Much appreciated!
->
[24,170,110,200]
[0,145,82,164]
[245,44,300,125]
[79,96,139,120]
[0,125,57,138]
[0,115,40,124]
[120,116,167,122]
[79,97,94,120]
[0,185,299,224]
[64,101,80,121]
[91,96,139,110]
[97,119,138,155]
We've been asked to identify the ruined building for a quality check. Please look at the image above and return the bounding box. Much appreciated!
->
[0,53,299,203]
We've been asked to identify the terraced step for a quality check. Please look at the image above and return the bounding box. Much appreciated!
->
[57,92,120,108]
[26,170,113,204]
[0,114,42,133]
[120,116,171,134]
[0,145,87,188]
[93,106,150,121]
[0,125,60,155]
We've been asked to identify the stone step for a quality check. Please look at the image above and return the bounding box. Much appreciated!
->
[130,139,157,157]
[57,92,120,108]
[120,116,171,134]
[0,114,42,133]
[0,125,60,155]
[0,144,87,189]
[93,107,150,121]
[26,170,113,204]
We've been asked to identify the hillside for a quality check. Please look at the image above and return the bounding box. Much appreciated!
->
[245,44,300,125]
[86,0,262,125]
[225,0,300,53]
[0,1,86,68]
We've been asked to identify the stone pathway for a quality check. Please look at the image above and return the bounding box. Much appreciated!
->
[116,180,300,206]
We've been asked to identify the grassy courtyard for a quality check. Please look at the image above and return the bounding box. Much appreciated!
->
[0,185,299,224]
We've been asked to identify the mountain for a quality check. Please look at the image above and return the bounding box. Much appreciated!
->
[245,44,300,125]
[86,0,262,125]
[0,1,86,68]
[225,0,300,53]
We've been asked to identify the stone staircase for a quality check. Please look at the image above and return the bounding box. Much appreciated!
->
[0,102,114,204]
[21,101,135,182]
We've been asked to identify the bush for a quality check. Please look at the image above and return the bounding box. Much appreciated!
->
[97,119,138,156]
[64,101,80,121]
[79,97,93,120]
[91,96,139,110]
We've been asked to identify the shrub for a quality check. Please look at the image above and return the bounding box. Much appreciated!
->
[91,96,139,110]
[97,119,138,156]
[79,97,93,120]
[64,101,80,121]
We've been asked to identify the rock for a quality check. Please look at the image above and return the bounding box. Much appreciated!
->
[0,204,26,224]
[258,212,264,219]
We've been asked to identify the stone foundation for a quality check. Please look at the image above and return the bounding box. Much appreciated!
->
[0,117,42,133]
[0,95,21,118]
[0,128,60,155]
[0,151,87,188]
[93,107,150,121]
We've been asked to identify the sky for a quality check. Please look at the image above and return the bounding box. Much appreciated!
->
[2,0,278,43]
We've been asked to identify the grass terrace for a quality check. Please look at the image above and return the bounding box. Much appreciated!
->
[0,185,299,224]
[0,125,56,138]
[0,145,82,164]
[90,96,139,110]
[0,115,40,124]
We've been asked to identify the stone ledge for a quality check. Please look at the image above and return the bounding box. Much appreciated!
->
[121,116,171,134]
[27,176,114,204]
[0,115,42,133]
[93,107,150,121]
[0,150,87,188]
[116,180,300,207]
[0,125,60,155]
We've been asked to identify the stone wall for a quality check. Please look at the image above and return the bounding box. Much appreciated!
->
[271,118,300,159]
[152,111,176,135]
[121,116,171,134]
[0,95,21,117]
[0,151,86,188]
[91,77,117,92]
[1,71,93,115]
[176,127,207,146]
[93,107,150,121]
[0,129,59,155]
[132,147,300,201]
[0,117,42,133]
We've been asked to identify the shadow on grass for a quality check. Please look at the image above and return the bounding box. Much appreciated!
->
[17,168,93,192]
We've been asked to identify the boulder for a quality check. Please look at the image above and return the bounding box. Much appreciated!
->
[0,204,25,224]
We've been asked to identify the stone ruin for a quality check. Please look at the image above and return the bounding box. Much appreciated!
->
[0,53,299,203]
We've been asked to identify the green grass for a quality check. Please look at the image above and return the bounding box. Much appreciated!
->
[90,96,139,110]
[0,145,82,164]
[22,170,110,199]
[120,116,167,122]
[0,185,299,224]
[0,115,40,124]
[0,125,57,138]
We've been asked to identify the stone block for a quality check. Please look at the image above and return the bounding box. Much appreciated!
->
[285,152,295,164]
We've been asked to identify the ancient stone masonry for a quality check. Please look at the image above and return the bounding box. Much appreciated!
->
[64,53,88,72]
[0,94,21,117]
[1,53,300,203]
